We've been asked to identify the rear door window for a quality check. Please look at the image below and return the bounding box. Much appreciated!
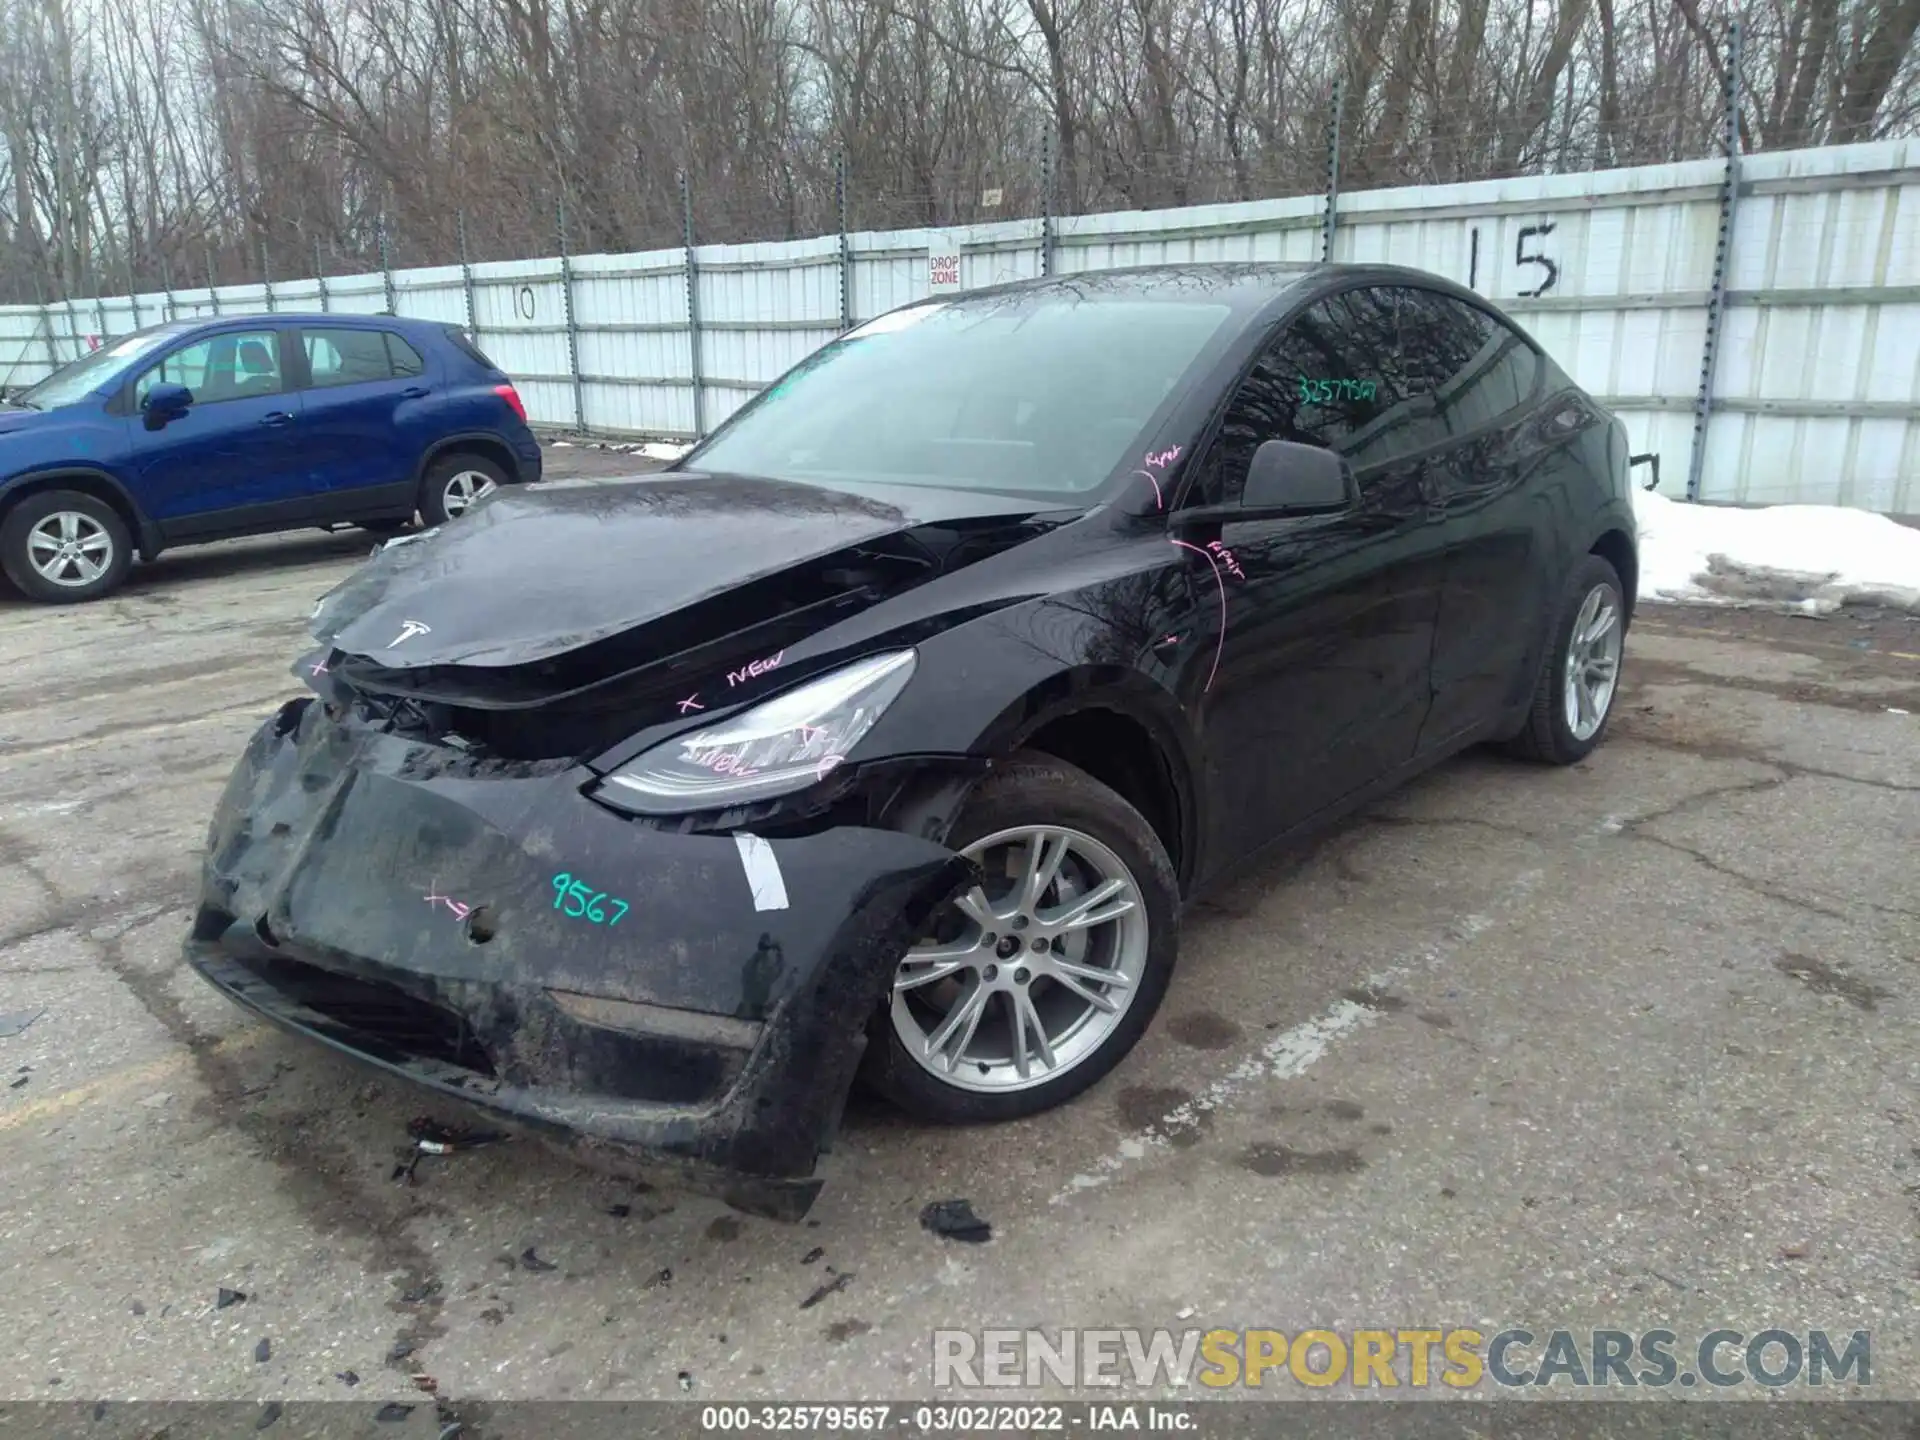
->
[1388,288,1540,442]
[302,328,396,388]
[386,334,426,377]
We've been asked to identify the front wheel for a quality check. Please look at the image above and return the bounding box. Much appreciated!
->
[862,752,1180,1124]
[1504,554,1627,765]
[0,489,133,604]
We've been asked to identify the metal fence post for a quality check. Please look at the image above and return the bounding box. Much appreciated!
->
[1321,79,1344,263]
[260,239,275,312]
[1685,19,1744,504]
[1040,130,1055,278]
[680,170,707,439]
[836,151,853,331]
[65,295,83,359]
[206,249,222,316]
[93,296,107,343]
[377,217,397,315]
[312,236,330,313]
[456,210,477,332]
[123,255,139,331]
[160,257,177,322]
[557,198,585,433]
[33,282,59,375]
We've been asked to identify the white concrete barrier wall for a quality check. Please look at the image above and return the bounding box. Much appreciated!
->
[3,139,1915,512]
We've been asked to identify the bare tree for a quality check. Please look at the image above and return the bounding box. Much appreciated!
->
[1,0,1916,303]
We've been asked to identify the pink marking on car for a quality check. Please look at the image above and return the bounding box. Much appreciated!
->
[1168,538,1227,693]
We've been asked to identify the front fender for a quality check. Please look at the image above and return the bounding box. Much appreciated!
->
[0,464,161,558]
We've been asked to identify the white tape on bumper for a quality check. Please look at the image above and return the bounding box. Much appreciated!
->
[733,832,790,912]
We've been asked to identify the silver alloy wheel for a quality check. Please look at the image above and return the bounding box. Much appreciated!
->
[26,510,114,588]
[1564,582,1624,741]
[892,824,1149,1094]
[442,469,496,516]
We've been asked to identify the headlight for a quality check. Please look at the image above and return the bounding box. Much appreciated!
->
[595,649,917,815]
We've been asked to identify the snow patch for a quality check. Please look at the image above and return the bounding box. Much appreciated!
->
[636,440,694,462]
[540,437,694,462]
[1633,488,1920,613]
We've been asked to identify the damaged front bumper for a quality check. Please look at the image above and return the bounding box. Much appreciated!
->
[184,696,973,1220]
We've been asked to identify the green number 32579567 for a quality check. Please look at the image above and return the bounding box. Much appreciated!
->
[1298,378,1378,403]
[551,872,630,926]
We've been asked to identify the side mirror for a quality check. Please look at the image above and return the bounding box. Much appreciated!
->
[1240,439,1355,516]
[142,382,193,429]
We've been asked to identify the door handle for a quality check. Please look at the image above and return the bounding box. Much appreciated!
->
[259,411,292,427]
[400,386,430,399]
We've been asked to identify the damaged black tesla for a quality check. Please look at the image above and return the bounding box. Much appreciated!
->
[185,263,1638,1219]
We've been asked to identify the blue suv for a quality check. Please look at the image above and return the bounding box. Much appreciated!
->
[0,313,542,603]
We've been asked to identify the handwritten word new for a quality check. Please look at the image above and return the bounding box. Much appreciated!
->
[685,746,762,778]
[1298,378,1378,404]
[728,650,785,688]
[551,872,630,926]
[1207,539,1247,581]
[422,883,473,923]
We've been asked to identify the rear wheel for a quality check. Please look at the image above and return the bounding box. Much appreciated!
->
[419,452,507,525]
[0,489,133,604]
[1504,554,1626,765]
[863,752,1180,1123]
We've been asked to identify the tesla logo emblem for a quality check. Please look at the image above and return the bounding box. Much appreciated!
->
[387,620,432,648]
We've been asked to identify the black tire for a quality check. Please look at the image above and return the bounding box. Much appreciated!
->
[0,489,134,604]
[1503,554,1627,765]
[861,750,1181,1124]
[418,452,509,526]
[354,517,411,536]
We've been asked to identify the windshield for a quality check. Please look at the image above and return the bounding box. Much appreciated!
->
[13,328,180,410]
[690,294,1235,497]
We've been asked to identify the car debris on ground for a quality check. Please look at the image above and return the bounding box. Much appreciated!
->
[919,1199,992,1243]
[799,1272,853,1309]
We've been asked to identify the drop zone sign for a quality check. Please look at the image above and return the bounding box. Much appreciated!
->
[928,232,964,293]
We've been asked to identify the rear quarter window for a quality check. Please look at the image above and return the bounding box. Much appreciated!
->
[442,328,500,371]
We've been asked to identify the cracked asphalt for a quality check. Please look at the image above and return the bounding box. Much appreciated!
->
[1,458,1915,1408]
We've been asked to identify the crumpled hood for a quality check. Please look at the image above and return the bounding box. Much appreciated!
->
[312,471,1069,669]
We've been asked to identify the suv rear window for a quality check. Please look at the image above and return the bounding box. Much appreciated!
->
[443,327,501,371]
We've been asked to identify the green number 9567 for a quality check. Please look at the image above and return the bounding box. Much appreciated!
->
[551,872,630,926]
